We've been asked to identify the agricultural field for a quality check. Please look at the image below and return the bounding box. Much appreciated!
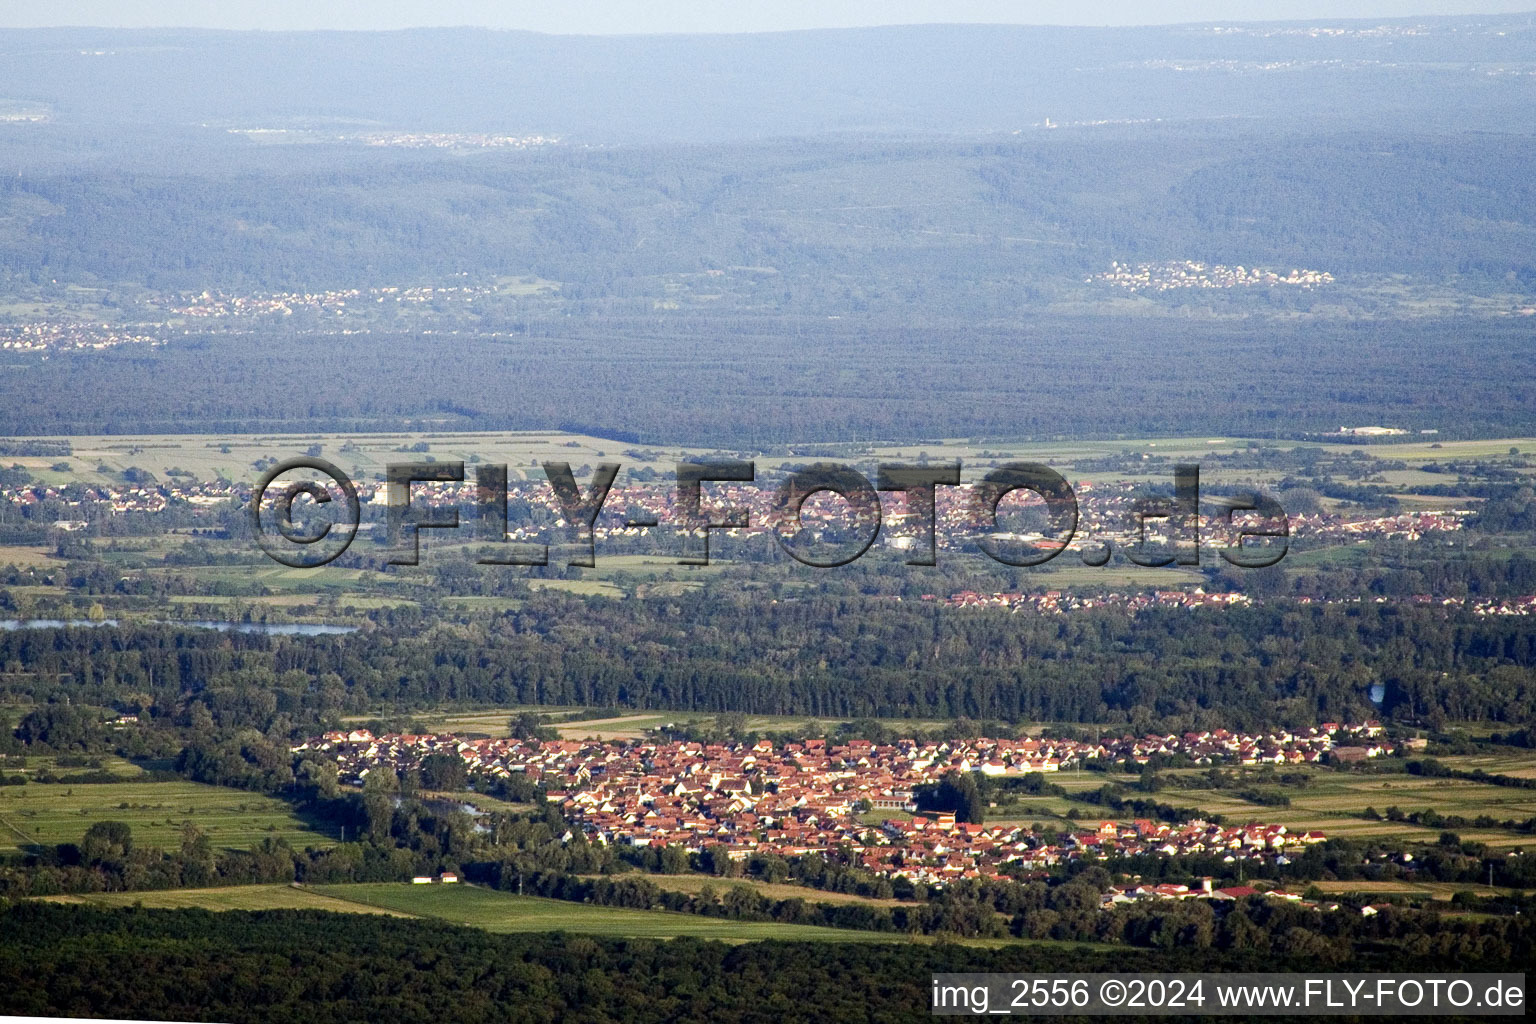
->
[35,881,1119,950]
[1141,760,1536,852]
[2,753,149,781]
[309,882,907,942]
[146,563,415,597]
[397,705,1128,742]
[390,705,583,737]
[39,884,408,916]
[0,766,336,854]
[607,873,920,908]
[977,754,1536,853]
[525,578,626,598]
[8,430,747,489]
[1308,880,1535,901]
[0,545,58,569]
[1436,751,1536,780]
[19,429,1534,492]
[554,713,678,740]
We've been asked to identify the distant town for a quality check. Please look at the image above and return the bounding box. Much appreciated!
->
[6,467,1503,602]
[296,722,1396,894]
[1090,260,1333,293]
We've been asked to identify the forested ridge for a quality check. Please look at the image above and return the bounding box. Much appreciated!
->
[4,132,1534,289]
[0,23,1531,446]
[0,127,1534,442]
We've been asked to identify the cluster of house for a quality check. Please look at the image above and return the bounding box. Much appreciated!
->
[0,321,160,353]
[224,128,558,150]
[217,472,1458,564]
[1089,260,1334,292]
[860,816,1329,888]
[7,480,233,519]
[348,131,558,149]
[1206,23,1427,39]
[1326,510,1469,540]
[1333,425,1411,437]
[288,725,1399,887]
[1471,594,1536,617]
[935,585,1518,618]
[5,276,550,358]
[935,588,1254,614]
[171,281,497,319]
[1101,878,1390,915]
[0,463,1469,582]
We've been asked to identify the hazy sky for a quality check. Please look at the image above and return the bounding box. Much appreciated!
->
[2,1,1533,32]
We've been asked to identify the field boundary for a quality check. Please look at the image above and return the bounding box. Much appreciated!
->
[0,810,35,846]
[295,882,427,918]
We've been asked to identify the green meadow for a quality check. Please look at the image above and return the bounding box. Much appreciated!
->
[41,881,1121,949]
[41,884,406,915]
[1098,760,1536,852]
[308,882,906,942]
[0,763,335,854]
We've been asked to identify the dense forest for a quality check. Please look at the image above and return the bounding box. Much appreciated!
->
[3,314,1535,443]
[1,899,1525,1021]
[0,597,1531,734]
[14,901,1510,1024]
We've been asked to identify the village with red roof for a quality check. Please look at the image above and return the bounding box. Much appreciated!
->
[295,722,1388,895]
